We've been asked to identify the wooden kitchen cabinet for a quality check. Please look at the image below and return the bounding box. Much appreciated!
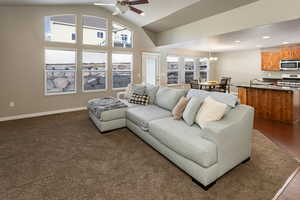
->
[261,52,272,71]
[261,51,280,71]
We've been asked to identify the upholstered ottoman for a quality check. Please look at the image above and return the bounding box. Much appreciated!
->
[87,97,128,133]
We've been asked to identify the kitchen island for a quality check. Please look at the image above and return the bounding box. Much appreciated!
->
[236,84,300,123]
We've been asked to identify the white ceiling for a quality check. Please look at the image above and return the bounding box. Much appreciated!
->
[0,0,200,27]
[96,0,200,27]
[164,18,300,52]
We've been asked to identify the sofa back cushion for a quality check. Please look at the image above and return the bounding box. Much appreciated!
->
[155,87,187,111]
[145,84,159,104]
[187,89,239,107]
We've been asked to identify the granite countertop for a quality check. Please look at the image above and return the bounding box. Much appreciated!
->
[233,83,300,92]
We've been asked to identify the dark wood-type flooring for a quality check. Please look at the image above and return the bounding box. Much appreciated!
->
[255,118,300,200]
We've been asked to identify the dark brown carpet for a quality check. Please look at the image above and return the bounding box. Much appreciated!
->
[0,111,298,200]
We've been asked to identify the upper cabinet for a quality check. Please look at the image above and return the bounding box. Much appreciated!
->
[261,50,280,71]
[261,44,300,71]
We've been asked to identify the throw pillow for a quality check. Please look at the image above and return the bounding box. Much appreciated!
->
[183,96,204,126]
[129,93,149,105]
[172,97,190,120]
[195,96,228,128]
[127,84,145,100]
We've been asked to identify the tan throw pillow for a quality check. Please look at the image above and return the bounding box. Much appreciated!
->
[172,97,190,120]
[195,96,227,128]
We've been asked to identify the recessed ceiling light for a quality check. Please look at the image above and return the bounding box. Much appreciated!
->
[263,36,271,39]
[256,45,262,48]
[140,12,145,16]
[282,41,289,44]
[235,40,241,43]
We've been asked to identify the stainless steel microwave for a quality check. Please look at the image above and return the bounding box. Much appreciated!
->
[280,60,300,70]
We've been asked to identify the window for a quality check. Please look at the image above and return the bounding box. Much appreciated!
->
[167,56,180,85]
[184,58,195,84]
[112,53,133,89]
[45,49,76,95]
[45,15,76,43]
[83,15,107,46]
[197,60,209,82]
[112,22,133,48]
[82,51,107,92]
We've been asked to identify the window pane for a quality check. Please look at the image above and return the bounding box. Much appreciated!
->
[83,16,108,46]
[82,51,107,70]
[45,49,76,70]
[199,71,208,82]
[167,71,179,85]
[45,49,76,95]
[167,61,179,71]
[45,15,76,43]
[185,71,194,84]
[83,71,106,91]
[112,53,132,88]
[46,71,76,94]
[112,22,132,48]
[184,58,195,71]
[113,71,131,88]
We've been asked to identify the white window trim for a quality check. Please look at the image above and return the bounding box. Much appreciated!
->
[82,50,108,93]
[44,47,77,96]
[44,14,77,44]
[82,15,108,47]
[112,21,134,49]
[112,51,133,90]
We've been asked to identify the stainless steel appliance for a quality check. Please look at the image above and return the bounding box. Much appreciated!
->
[277,74,300,87]
[280,60,300,71]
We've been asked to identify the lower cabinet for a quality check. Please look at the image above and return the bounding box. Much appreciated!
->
[237,87,300,123]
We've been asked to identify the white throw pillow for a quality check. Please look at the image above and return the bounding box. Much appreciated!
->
[195,96,228,128]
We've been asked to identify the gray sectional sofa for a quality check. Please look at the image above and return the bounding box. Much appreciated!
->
[90,86,254,190]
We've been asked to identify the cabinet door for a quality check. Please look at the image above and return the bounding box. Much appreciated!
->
[270,52,281,71]
[280,47,293,59]
[261,52,272,71]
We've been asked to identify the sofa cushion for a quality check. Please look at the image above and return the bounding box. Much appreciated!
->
[127,84,145,99]
[126,105,172,131]
[155,87,187,111]
[149,117,217,168]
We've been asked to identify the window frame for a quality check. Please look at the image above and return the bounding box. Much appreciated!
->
[44,14,77,44]
[82,15,108,47]
[81,49,108,93]
[112,21,134,49]
[111,51,133,90]
[166,55,180,86]
[44,47,77,96]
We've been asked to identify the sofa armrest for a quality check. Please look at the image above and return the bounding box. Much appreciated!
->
[117,91,127,99]
[201,105,254,177]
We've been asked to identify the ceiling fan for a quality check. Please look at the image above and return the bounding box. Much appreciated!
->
[94,0,149,16]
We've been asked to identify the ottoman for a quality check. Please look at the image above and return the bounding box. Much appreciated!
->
[87,97,128,133]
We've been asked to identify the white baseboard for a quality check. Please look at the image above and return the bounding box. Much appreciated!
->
[0,107,87,122]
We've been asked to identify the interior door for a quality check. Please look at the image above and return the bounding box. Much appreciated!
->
[142,53,160,86]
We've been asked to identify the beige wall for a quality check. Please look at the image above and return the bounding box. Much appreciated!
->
[0,6,204,118]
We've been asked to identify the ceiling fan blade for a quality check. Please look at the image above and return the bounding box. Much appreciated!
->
[129,6,144,15]
[127,0,149,5]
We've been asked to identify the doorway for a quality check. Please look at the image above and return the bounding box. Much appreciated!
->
[142,52,160,86]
